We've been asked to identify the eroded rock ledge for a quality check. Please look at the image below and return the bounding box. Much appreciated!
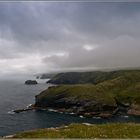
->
[33,85,140,118]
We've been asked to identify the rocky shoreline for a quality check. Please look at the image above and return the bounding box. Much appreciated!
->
[13,102,140,119]
[12,88,140,119]
[34,90,140,118]
[34,105,140,118]
[13,104,34,113]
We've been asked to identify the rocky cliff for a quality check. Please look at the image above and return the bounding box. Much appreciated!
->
[35,70,140,118]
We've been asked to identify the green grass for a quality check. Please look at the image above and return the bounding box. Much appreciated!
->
[13,123,140,138]
[36,84,117,107]
[47,70,140,85]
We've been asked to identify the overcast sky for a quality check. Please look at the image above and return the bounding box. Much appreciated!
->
[0,2,140,78]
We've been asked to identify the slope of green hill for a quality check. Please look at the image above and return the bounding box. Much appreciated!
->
[35,70,140,117]
[47,70,140,84]
[13,123,140,138]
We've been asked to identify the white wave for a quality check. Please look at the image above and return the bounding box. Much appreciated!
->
[123,115,129,118]
[8,110,15,114]
[59,112,63,114]
[48,109,58,112]
[82,123,92,126]
[70,112,75,115]
[26,104,32,108]
[80,115,84,118]
[93,116,101,119]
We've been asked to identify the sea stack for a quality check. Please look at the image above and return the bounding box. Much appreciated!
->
[25,80,38,85]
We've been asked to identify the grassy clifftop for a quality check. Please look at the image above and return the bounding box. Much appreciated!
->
[47,70,140,84]
[13,123,140,138]
[35,70,140,117]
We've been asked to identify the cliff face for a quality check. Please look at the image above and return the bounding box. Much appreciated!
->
[35,86,117,117]
[35,90,139,118]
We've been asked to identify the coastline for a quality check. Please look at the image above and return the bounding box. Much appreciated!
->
[13,104,140,119]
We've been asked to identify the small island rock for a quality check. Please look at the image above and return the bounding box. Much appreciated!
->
[25,80,38,85]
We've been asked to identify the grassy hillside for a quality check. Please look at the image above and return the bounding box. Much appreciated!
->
[35,70,140,117]
[47,70,140,84]
[13,123,140,138]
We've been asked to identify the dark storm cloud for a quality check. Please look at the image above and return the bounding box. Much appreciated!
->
[0,2,140,75]
[66,2,140,39]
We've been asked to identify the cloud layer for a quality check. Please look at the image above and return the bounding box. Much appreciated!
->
[0,2,140,76]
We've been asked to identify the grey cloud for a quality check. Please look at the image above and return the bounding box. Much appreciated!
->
[43,35,140,69]
[67,2,140,39]
[0,2,140,75]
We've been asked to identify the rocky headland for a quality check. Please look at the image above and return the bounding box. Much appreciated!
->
[34,70,140,118]
[16,70,140,118]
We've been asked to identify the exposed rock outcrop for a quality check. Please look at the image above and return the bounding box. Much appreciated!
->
[25,80,38,85]
[127,104,140,116]
[34,85,117,118]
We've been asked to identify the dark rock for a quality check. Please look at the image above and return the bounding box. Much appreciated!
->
[112,108,119,115]
[25,80,38,85]
[14,108,33,113]
[127,104,140,116]
[36,76,40,79]
[76,106,85,113]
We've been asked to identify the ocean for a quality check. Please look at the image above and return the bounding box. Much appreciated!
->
[0,79,140,136]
